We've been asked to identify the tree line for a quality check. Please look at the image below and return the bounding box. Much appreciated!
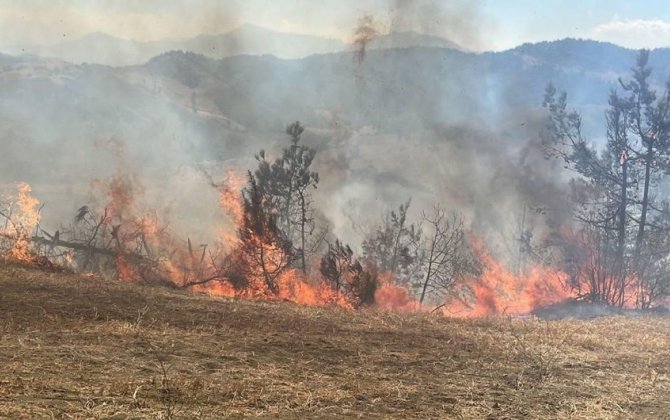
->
[543,49,670,308]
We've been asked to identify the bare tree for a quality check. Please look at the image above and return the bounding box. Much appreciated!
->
[418,205,480,304]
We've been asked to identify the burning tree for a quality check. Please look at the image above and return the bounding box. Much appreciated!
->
[361,199,423,289]
[239,171,292,295]
[543,49,670,308]
[253,122,323,273]
[0,183,43,263]
[418,205,481,304]
[319,239,378,307]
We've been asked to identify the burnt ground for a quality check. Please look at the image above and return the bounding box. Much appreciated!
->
[0,262,669,419]
[533,299,670,320]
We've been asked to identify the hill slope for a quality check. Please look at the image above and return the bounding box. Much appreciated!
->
[0,262,668,418]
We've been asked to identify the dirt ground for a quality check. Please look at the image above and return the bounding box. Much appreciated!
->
[0,262,668,419]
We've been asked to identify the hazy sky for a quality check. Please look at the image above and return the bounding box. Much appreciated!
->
[0,0,669,50]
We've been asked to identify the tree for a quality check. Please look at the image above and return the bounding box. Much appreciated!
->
[239,171,292,295]
[361,199,423,287]
[544,83,634,306]
[543,49,670,307]
[320,239,378,307]
[254,122,321,273]
[617,51,670,306]
[418,205,481,304]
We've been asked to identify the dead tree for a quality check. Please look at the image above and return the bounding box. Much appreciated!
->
[418,205,480,304]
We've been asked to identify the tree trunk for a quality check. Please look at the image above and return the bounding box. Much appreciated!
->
[635,143,653,259]
[419,233,438,304]
[615,160,628,306]
[390,220,405,274]
[299,192,307,273]
[258,242,279,295]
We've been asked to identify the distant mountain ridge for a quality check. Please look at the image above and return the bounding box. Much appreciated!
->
[6,24,466,66]
[4,38,670,134]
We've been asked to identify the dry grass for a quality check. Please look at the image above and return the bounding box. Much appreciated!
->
[0,262,668,419]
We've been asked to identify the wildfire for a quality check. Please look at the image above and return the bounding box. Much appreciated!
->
[1,174,644,318]
[115,254,138,281]
[442,239,571,317]
[196,280,236,298]
[1,183,41,262]
[217,169,245,247]
[374,272,421,312]
[278,269,352,307]
[219,169,245,226]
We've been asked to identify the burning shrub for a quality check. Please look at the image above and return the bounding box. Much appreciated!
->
[320,239,378,307]
[238,171,292,295]
[557,226,636,307]
[0,183,41,263]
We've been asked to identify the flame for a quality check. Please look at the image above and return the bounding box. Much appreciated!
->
[115,254,137,281]
[374,271,421,312]
[442,239,571,317]
[217,169,245,247]
[5,173,644,317]
[192,269,352,308]
[194,280,237,298]
[1,183,41,262]
[92,174,139,222]
[219,169,245,226]
[277,269,351,307]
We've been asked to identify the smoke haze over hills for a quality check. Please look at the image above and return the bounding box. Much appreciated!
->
[1,36,668,263]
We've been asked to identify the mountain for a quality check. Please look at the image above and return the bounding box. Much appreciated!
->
[7,24,464,66]
[1,38,661,159]
[0,38,667,242]
[141,39,660,131]
[5,25,346,66]
[179,24,346,60]
[367,31,464,51]
[11,32,165,67]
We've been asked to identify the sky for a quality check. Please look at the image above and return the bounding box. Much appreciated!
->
[0,0,669,51]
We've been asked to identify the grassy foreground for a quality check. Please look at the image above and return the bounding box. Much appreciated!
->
[0,263,668,419]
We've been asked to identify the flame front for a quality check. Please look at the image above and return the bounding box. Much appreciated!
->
[443,238,571,317]
[1,176,649,317]
[1,183,41,262]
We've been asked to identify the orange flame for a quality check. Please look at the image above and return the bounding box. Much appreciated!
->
[374,271,421,312]
[115,254,137,281]
[197,280,237,298]
[3,174,624,317]
[443,239,571,317]
[2,183,41,262]
[277,269,351,307]
[217,169,245,247]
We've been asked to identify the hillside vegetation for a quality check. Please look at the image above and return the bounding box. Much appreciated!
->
[0,262,668,419]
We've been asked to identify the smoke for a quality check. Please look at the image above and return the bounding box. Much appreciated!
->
[0,1,584,274]
[389,0,483,50]
[312,111,572,263]
[353,14,379,65]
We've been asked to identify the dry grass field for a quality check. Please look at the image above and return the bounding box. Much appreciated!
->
[0,261,669,419]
